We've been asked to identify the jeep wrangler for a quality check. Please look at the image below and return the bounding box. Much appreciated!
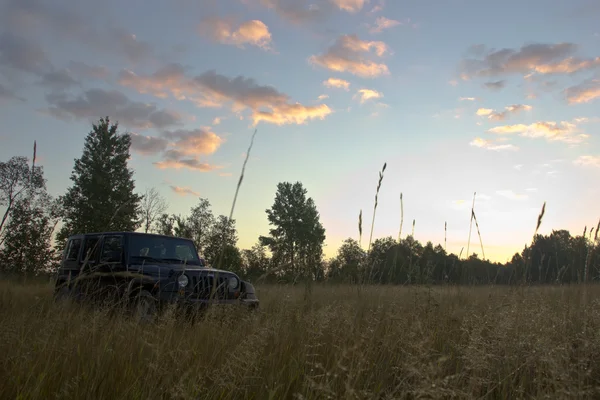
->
[54,231,259,320]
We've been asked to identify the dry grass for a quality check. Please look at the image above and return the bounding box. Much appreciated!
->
[2,280,600,399]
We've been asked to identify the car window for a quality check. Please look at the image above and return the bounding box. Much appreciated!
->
[66,239,82,261]
[100,236,123,262]
[175,245,194,260]
[81,237,100,263]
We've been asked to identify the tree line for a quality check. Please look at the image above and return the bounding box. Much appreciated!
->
[1,117,599,285]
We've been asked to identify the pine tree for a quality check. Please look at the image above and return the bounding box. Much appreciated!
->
[56,117,142,244]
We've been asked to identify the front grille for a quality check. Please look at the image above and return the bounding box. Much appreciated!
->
[191,274,229,300]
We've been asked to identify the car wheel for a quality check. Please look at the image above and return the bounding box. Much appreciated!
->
[132,290,157,324]
[54,285,71,303]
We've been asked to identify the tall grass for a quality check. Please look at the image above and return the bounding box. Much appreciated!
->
[2,280,600,399]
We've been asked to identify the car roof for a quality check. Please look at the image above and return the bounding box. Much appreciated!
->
[67,231,193,241]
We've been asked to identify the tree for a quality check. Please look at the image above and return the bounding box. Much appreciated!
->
[204,215,238,267]
[140,187,167,233]
[327,237,366,283]
[56,117,142,245]
[0,153,59,275]
[0,156,45,237]
[241,243,271,280]
[260,181,326,281]
[155,213,176,236]
[0,191,59,275]
[186,198,215,255]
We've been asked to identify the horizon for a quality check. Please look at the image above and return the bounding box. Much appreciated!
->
[1,0,599,263]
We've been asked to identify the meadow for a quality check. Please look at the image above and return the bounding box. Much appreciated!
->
[2,279,600,399]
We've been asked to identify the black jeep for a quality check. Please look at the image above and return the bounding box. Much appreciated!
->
[54,231,259,320]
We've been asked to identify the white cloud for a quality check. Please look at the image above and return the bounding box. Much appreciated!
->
[323,77,350,90]
[353,88,383,104]
[198,18,273,50]
[574,155,600,168]
[496,190,528,200]
[309,34,390,78]
[369,17,401,34]
[469,137,518,151]
[488,121,589,144]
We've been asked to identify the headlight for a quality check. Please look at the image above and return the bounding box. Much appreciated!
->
[228,276,239,290]
[177,274,189,287]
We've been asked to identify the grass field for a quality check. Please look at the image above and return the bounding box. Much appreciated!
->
[2,280,600,399]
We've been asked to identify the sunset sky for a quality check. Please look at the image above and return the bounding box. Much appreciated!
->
[1,0,599,262]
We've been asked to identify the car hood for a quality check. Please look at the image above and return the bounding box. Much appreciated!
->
[129,263,235,276]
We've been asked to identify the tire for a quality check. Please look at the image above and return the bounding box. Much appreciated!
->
[131,289,158,324]
[54,284,72,303]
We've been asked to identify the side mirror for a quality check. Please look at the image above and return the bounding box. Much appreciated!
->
[101,250,122,263]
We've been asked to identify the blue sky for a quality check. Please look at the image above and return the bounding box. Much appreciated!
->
[1,0,599,262]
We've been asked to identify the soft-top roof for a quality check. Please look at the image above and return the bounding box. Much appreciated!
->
[68,231,194,242]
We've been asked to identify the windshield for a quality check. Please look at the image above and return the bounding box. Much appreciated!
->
[128,235,204,266]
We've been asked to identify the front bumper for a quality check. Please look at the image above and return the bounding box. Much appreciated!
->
[158,290,259,310]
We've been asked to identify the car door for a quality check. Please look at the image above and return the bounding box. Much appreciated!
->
[98,234,125,272]
[62,237,83,271]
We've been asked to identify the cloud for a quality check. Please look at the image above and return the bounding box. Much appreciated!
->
[469,137,518,151]
[476,104,532,121]
[38,69,79,90]
[309,34,390,78]
[68,61,110,80]
[460,43,600,79]
[120,66,333,126]
[368,17,401,34]
[130,133,170,155]
[496,190,528,200]
[574,155,600,168]
[130,128,223,156]
[532,57,600,74]
[564,79,600,104]
[252,103,332,125]
[253,0,327,25]
[353,88,383,104]
[323,77,350,90]
[153,150,221,172]
[488,121,589,144]
[118,64,191,100]
[0,82,24,102]
[43,89,183,130]
[198,18,273,50]
[212,117,222,125]
[170,186,200,197]
[0,31,51,75]
[318,94,329,100]
[130,128,224,172]
[330,0,367,13]
[459,97,477,101]
[484,80,506,90]
[1,0,155,64]
[162,129,223,156]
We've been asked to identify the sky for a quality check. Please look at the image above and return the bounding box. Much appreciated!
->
[1,0,599,263]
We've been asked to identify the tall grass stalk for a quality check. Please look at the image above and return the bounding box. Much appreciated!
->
[444,221,447,252]
[358,209,363,248]
[367,162,386,253]
[216,128,257,270]
[466,191,476,259]
[392,192,404,279]
[472,210,485,260]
